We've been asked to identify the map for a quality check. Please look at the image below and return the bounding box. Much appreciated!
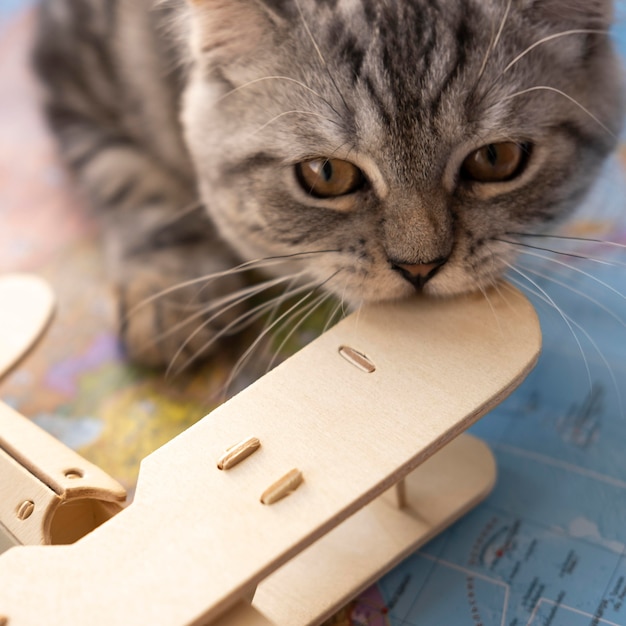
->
[3,3,626,626]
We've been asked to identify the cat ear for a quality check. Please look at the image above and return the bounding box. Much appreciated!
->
[186,0,289,63]
[529,0,614,28]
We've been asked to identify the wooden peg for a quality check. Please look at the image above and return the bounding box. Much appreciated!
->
[217,437,261,470]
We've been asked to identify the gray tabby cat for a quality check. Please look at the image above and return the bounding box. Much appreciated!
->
[34,0,623,368]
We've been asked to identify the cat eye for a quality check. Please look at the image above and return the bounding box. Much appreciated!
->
[296,158,365,198]
[461,142,530,183]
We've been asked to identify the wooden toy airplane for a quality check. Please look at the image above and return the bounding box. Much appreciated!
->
[0,273,541,626]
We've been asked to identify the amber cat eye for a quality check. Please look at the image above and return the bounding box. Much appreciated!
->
[296,158,365,198]
[461,142,530,183]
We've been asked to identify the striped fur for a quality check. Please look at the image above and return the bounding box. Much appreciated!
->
[34,0,624,366]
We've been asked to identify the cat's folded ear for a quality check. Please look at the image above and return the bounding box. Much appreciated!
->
[529,0,614,28]
[186,0,290,64]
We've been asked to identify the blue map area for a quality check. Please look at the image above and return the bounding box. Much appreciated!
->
[358,15,626,626]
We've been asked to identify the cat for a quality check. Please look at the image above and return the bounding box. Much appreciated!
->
[33,0,624,370]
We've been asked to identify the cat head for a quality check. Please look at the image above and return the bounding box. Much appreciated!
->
[179,0,623,304]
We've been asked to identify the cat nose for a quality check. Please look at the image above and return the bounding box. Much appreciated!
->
[390,258,447,290]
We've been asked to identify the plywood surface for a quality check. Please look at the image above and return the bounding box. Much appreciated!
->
[0,286,540,626]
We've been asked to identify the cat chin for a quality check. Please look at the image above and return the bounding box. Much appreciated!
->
[424,272,506,299]
[344,278,490,307]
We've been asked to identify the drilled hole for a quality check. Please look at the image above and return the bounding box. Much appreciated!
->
[338,346,376,373]
[64,468,84,480]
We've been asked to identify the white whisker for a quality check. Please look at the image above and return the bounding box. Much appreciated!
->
[509,271,623,417]
[501,29,607,75]
[322,298,344,334]
[496,236,620,265]
[153,274,303,366]
[168,276,320,377]
[266,291,332,373]
[509,232,626,250]
[516,260,626,330]
[151,199,203,228]
[259,273,305,332]
[216,75,338,114]
[499,85,615,136]
[223,269,342,395]
[490,278,520,316]
[505,246,626,303]
[253,110,341,136]
[223,288,317,394]
[124,249,337,320]
[505,262,592,391]
[476,0,512,81]
[135,278,283,359]
[293,0,326,69]
[293,0,350,113]
[473,276,504,335]
[251,273,309,367]
[568,320,624,420]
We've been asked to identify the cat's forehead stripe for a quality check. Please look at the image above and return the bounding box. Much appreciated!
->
[303,1,479,130]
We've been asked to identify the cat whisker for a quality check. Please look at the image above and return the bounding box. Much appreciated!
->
[472,276,504,335]
[123,249,339,320]
[566,319,624,419]
[138,273,303,361]
[490,277,523,316]
[148,199,204,230]
[494,236,617,265]
[166,274,320,378]
[339,277,351,319]
[516,260,626,330]
[470,244,520,326]
[259,273,306,334]
[478,244,522,315]
[476,0,512,82]
[507,232,626,250]
[322,298,345,334]
[222,269,343,397]
[501,29,608,76]
[244,272,308,368]
[498,243,626,303]
[498,85,615,137]
[165,292,288,380]
[215,75,344,119]
[292,0,351,114]
[504,261,593,391]
[508,269,623,417]
[265,291,333,373]
[221,291,313,395]
[252,110,342,136]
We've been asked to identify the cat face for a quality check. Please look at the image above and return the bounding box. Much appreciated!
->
[181,0,623,305]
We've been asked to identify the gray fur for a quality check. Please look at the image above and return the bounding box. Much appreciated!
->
[34,0,624,366]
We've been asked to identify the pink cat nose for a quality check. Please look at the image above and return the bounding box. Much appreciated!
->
[395,262,442,278]
[390,258,447,290]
